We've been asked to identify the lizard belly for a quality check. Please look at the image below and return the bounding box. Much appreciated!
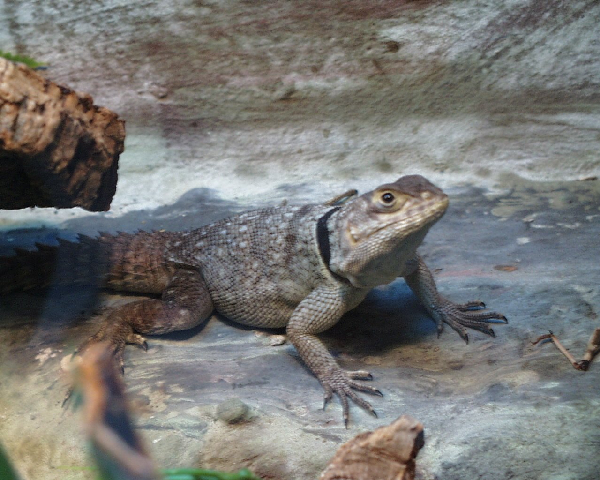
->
[203,268,315,329]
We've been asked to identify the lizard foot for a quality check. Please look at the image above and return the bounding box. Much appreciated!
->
[322,368,383,428]
[62,324,147,407]
[436,297,508,344]
[76,322,148,375]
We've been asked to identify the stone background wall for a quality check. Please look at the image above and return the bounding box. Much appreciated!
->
[1,0,599,218]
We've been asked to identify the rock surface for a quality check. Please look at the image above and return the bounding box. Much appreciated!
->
[0,0,598,221]
[0,177,599,480]
[0,1,599,479]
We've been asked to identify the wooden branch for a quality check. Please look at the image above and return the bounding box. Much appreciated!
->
[578,327,600,371]
[0,58,125,211]
[532,329,600,371]
[320,415,424,480]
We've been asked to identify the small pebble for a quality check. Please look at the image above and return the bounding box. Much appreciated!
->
[269,335,286,346]
[216,398,250,424]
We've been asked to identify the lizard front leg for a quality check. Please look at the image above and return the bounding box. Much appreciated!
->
[286,286,382,427]
[77,269,214,372]
[404,255,507,343]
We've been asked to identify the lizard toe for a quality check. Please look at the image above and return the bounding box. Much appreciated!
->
[321,368,381,427]
[127,332,148,351]
[113,344,126,375]
[347,370,373,381]
[436,321,444,338]
[348,379,383,397]
[322,384,334,410]
[456,300,486,311]
[444,319,469,343]
[460,309,507,323]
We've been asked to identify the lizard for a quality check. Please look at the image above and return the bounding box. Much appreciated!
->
[0,175,507,426]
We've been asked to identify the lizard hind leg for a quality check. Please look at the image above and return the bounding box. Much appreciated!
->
[75,269,214,373]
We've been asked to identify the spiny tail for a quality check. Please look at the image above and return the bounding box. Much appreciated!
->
[0,231,175,295]
[0,235,111,295]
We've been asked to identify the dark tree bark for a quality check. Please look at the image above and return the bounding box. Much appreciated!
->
[0,58,125,211]
[320,415,425,480]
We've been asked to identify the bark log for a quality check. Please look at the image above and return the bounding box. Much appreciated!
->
[0,58,125,211]
[320,415,425,480]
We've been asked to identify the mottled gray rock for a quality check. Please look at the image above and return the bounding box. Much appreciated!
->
[0,0,598,221]
[216,398,251,424]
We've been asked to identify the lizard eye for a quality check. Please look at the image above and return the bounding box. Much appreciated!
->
[373,189,406,211]
[381,192,395,204]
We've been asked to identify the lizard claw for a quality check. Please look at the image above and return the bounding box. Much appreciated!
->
[435,297,507,342]
[321,368,381,428]
[127,333,149,352]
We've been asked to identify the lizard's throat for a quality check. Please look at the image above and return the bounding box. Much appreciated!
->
[330,227,431,289]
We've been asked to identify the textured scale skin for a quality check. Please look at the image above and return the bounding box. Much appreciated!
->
[0,175,507,425]
[167,204,336,328]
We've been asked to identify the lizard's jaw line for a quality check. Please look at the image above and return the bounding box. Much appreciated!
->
[349,198,448,244]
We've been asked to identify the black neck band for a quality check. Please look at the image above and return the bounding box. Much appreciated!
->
[316,207,341,270]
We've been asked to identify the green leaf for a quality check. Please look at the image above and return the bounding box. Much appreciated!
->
[162,468,261,480]
[0,51,47,69]
[0,443,21,480]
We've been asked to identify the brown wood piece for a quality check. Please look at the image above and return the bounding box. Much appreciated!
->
[532,331,588,371]
[320,415,424,480]
[577,327,600,371]
[0,58,125,211]
[76,343,158,480]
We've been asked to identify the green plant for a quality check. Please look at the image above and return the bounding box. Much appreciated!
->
[0,443,21,480]
[162,468,261,480]
[0,50,47,69]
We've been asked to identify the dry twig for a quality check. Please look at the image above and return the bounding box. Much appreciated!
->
[532,329,598,371]
[577,327,600,371]
[75,343,158,480]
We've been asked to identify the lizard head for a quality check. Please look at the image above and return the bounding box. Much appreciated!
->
[329,175,449,288]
